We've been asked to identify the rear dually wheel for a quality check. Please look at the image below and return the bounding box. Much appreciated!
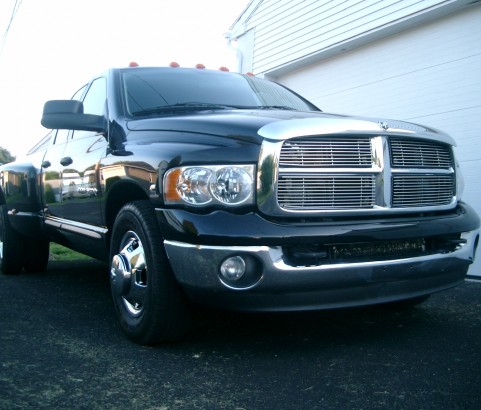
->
[0,205,24,275]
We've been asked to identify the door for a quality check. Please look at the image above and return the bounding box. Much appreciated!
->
[43,77,108,230]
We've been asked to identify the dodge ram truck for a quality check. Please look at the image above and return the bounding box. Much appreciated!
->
[0,66,479,345]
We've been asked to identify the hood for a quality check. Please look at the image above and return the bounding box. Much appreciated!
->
[126,109,315,144]
[126,109,454,146]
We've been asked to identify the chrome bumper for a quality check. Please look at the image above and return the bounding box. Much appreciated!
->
[164,229,479,311]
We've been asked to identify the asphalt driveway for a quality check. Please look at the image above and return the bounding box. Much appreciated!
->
[1,259,480,409]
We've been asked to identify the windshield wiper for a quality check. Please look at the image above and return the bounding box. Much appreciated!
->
[131,102,237,116]
[256,105,296,110]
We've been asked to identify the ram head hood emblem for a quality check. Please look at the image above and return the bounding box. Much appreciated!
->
[378,121,389,131]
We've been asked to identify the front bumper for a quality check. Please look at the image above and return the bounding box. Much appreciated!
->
[164,230,478,311]
[159,204,480,311]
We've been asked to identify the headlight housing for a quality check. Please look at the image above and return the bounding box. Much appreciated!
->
[164,165,255,207]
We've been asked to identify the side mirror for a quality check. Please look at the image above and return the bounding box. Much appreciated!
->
[41,100,106,133]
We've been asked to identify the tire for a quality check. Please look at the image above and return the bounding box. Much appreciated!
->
[23,238,50,273]
[0,205,25,275]
[109,200,191,345]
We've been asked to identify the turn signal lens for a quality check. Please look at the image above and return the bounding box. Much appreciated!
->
[164,165,255,207]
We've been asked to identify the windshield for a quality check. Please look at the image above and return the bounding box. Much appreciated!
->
[121,67,319,116]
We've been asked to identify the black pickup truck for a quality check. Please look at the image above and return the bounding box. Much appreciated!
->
[0,66,479,345]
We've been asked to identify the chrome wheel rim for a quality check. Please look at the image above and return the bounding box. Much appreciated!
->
[110,231,148,317]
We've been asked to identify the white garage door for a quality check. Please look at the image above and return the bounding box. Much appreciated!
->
[279,5,481,276]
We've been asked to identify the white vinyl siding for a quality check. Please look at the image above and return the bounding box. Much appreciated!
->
[234,0,475,75]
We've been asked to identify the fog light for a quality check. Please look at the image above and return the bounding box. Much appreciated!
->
[220,256,246,280]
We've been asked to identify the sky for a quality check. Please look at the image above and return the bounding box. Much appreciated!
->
[0,0,251,157]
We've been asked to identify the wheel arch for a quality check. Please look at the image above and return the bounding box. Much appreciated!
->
[104,179,151,244]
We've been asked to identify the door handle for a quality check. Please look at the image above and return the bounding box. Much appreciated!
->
[60,157,73,166]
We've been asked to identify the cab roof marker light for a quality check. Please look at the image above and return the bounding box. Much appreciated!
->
[129,62,139,67]
[195,63,206,69]
[219,66,229,72]
[169,62,180,67]
[245,72,255,76]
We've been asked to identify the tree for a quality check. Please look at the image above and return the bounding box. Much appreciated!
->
[0,147,16,165]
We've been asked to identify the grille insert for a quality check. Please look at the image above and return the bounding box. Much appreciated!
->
[390,138,453,168]
[392,175,455,207]
[278,175,375,210]
[280,137,372,167]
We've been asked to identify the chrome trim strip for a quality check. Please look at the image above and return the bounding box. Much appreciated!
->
[391,168,454,175]
[259,118,402,140]
[164,240,270,254]
[7,210,38,218]
[258,117,455,145]
[278,167,380,174]
[45,216,107,239]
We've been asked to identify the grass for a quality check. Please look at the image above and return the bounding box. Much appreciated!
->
[49,243,93,261]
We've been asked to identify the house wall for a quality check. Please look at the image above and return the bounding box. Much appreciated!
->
[232,0,476,75]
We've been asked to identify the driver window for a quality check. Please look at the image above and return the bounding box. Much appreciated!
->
[72,84,87,102]
[54,129,70,145]
[82,77,107,115]
[71,77,107,140]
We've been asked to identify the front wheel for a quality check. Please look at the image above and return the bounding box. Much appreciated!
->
[109,201,190,345]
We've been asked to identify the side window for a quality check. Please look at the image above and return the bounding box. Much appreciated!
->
[82,77,107,115]
[71,78,107,140]
[54,129,70,145]
[72,84,87,101]
[27,131,54,155]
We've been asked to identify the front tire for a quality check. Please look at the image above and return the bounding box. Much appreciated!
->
[109,201,190,345]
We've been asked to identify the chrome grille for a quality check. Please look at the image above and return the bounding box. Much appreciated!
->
[390,138,453,168]
[280,137,372,167]
[268,134,456,215]
[392,175,455,207]
[278,175,375,209]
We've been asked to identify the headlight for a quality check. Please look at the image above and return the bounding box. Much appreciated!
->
[164,165,255,207]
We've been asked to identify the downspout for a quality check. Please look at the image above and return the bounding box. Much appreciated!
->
[224,31,243,73]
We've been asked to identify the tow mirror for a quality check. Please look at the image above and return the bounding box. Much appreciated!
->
[41,100,106,132]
